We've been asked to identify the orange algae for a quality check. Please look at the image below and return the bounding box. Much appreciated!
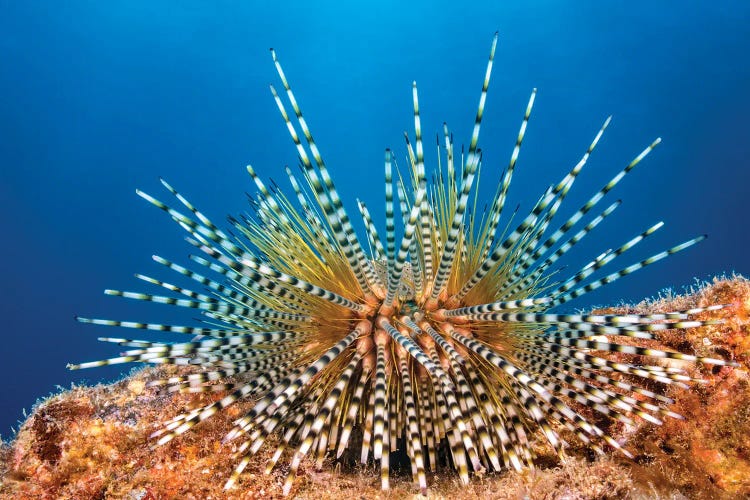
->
[1,275,748,499]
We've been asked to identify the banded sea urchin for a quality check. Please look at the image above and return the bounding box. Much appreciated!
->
[71,34,735,495]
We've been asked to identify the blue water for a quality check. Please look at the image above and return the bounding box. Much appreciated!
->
[1,2,748,438]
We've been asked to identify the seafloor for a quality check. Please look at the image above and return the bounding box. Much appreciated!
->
[1,276,748,499]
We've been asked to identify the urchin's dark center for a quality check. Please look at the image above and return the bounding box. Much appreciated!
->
[400,299,421,318]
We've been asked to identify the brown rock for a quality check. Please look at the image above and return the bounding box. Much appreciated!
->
[1,276,748,499]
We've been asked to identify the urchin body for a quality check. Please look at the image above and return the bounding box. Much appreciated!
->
[72,34,733,495]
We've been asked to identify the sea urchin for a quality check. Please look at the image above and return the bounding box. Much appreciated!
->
[71,34,734,495]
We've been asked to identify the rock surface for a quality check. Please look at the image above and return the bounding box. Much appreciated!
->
[1,276,748,499]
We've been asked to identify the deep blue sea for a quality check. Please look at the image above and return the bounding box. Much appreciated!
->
[1,2,748,438]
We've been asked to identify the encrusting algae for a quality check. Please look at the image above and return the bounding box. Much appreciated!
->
[1,276,748,499]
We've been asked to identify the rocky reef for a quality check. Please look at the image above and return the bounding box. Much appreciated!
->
[1,276,748,499]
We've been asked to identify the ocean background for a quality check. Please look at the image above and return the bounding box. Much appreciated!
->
[1,2,748,438]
